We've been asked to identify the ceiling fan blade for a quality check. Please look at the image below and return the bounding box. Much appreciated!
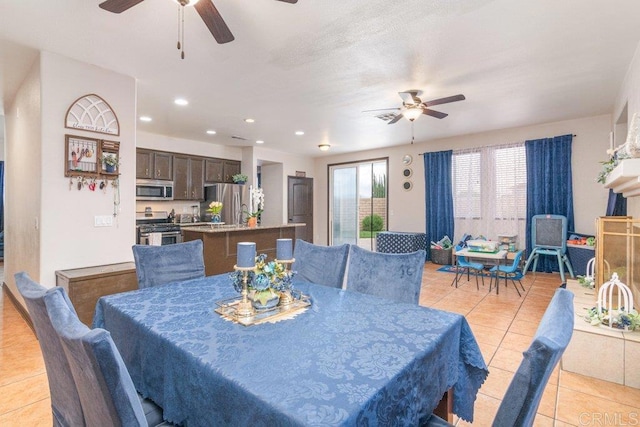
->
[362,107,401,113]
[399,90,422,105]
[387,114,404,125]
[276,0,298,3]
[423,94,466,107]
[194,0,235,44]
[99,0,144,13]
[422,109,448,119]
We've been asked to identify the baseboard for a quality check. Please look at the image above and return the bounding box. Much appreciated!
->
[2,281,35,334]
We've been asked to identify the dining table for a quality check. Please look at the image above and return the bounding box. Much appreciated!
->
[93,274,488,426]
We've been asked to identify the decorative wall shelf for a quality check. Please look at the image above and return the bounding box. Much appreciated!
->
[604,159,640,197]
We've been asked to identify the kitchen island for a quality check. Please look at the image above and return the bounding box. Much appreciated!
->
[181,223,305,275]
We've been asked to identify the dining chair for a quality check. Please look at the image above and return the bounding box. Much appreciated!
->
[15,272,85,427]
[44,284,170,426]
[345,245,426,304]
[451,244,485,290]
[292,239,349,288]
[424,287,574,427]
[489,250,526,296]
[132,239,205,288]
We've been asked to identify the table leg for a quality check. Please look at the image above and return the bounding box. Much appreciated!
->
[433,388,453,423]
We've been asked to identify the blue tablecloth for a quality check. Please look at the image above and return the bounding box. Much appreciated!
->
[94,275,487,426]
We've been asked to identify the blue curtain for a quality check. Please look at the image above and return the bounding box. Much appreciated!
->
[0,161,4,231]
[525,135,574,272]
[605,189,627,216]
[423,150,454,261]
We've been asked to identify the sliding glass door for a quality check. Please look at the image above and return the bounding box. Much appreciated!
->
[329,159,388,249]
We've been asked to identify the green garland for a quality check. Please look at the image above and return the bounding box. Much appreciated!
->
[584,307,640,331]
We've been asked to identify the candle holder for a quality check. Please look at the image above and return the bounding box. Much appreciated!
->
[233,265,256,317]
[275,258,295,306]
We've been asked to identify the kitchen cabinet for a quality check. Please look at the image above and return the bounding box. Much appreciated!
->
[136,149,173,180]
[174,155,204,200]
[55,262,138,326]
[205,158,241,183]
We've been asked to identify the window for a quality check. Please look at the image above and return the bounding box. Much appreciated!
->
[452,143,526,242]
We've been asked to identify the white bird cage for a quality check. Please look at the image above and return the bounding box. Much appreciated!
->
[597,273,635,330]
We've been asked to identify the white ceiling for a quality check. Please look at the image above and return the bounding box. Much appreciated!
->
[1,0,640,156]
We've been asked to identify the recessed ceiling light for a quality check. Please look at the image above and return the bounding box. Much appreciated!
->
[174,98,189,106]
[318,143,330,151]
[244,118,255,123]
[295,131,304,136]
[206,130,217,135]
[256,140,264,144]
[139,116,152,122]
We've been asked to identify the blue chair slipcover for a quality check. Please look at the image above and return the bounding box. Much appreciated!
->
[490,250,526,296]
[133,239,205,288]
[452,244,485,289]
[15,272,85,427]
[45,285,168,426]
[425,287,574,427]
[345,244,425,304]
[292,239,349,288]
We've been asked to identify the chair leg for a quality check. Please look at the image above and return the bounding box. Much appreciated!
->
[509,274,522,297]
[556,252,565,283]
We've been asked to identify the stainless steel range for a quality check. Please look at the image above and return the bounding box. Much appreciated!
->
[136,210,183,245]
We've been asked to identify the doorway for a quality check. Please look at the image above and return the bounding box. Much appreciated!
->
[329,159,388,249]
[288,176,313,243]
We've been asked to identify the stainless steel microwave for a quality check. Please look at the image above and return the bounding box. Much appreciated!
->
[136,179,174,201]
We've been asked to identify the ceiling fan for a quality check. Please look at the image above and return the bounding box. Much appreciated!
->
[364,90,466,125]
[99,0,298,46]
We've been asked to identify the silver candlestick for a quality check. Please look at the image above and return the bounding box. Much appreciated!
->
[234,265,255,317]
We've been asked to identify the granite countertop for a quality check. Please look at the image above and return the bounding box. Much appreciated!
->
[181,223,304,233]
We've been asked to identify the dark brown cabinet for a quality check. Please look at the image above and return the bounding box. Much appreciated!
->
[205,158,241,183]
[223,160,241,182]
[174,155,204,200]
[136,149,173,180]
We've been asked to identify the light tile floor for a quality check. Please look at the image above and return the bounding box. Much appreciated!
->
[1,262,640,425]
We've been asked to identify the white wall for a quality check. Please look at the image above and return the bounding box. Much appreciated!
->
[5,51,137,305]
[614,41,640,218]
[4,58,42,295]
[38,51,137,285]
[0,118,5,161]
[313,114,612,245]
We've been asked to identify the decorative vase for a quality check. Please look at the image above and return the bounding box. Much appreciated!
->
[105,164,116,173]
[211,213,221,223]
[247,217,257,228]
[249,290,280,311]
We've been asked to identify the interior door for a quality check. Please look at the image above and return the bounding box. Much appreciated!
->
[288,176,313,243]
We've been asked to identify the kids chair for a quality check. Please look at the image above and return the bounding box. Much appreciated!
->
[523,214,575,282]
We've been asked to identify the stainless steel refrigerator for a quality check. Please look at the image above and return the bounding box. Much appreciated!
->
[201,184,249,225]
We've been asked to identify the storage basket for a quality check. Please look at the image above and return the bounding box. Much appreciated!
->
[430,247,452,265]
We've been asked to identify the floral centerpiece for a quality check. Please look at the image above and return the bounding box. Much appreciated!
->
[207,201,223,222]
[584,306,640,331]
[229,253,295,309]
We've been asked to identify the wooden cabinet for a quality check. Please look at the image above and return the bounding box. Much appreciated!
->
[174,155,204,200]
[205,158,241,183]
[205,158,224,183]
[223,160,241,182]
[136,149,173,180]
[55,262,138,326]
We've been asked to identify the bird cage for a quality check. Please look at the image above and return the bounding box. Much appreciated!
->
[597,272,635,331]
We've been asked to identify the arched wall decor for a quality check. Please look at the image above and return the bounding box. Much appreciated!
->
[65,94,120,136]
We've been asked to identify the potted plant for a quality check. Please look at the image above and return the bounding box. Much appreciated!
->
[243,187,264,227]
[101,154,119,173]
[207,201,223,223]
[232,173,248,184]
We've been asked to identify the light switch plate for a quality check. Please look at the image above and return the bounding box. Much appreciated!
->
[94,215,113,227]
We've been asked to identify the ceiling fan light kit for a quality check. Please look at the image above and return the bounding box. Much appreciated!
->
[366,90,465,125]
